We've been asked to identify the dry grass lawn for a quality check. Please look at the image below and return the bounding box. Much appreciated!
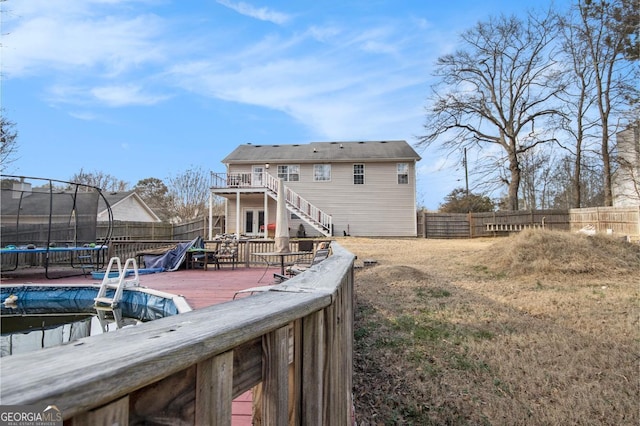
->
[337,230,639,426]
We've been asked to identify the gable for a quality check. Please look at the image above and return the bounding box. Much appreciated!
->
[98,191,161,222]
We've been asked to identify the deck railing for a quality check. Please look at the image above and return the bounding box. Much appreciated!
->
[0,242,355,425]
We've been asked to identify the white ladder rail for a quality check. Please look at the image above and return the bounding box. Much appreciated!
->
[94,257,140,308]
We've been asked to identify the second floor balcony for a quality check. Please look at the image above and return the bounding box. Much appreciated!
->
[211,172,269,190]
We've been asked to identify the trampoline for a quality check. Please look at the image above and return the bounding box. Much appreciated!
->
[0,175,113,278]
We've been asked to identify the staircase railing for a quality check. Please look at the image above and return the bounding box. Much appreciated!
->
[262,173,332,236]
[211,172,332,236]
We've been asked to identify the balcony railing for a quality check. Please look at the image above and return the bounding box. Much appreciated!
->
[211,172,261,189]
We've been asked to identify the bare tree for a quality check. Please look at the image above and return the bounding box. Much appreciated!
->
[0,111,19,173]
[166,166,209,222]
[572,0,639,206]
[555,5,601,208]
[419,9,564,210]
[548,154,604,208]
[519,147,555,209]
[69,169,129,191]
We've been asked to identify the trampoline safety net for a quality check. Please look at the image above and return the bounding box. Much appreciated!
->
[1,175,112,248]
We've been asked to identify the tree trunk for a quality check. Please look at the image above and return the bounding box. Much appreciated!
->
[573,145,582,208]
[602,130,613,206]
[508,153,521,211]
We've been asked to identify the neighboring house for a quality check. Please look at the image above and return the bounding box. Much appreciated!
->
[98,191,162,223]
[612,122,640,207]
[210,140,422,237]
[1,183,161,224]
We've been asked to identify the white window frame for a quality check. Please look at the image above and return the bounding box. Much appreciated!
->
[397,163,409,184]
[353,164,365,185]
[277,165,300,181]
[313,164,331,182]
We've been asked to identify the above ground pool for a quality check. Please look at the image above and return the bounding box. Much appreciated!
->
[0,284,191,357]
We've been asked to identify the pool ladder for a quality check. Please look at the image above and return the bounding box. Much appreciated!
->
[94,257,140,308]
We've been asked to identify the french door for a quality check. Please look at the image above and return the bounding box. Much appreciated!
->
[244,209,265,236]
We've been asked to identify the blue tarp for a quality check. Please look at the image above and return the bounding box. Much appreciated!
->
[142,236,203,272]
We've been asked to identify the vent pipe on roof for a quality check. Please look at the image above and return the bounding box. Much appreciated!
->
[12,181,32,199]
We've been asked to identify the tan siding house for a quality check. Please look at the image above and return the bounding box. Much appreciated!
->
[211,141,421,237]
[98,191,162,223]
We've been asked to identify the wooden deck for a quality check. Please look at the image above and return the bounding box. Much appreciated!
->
[0,265,281,425]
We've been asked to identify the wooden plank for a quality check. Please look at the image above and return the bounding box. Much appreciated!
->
[290,319,302,426]
[196,351,234,425]
[301,310,325,424]
[261,326,289,426]
[71,396,128,426]
[129,366,196,424]
[232,338,262,398]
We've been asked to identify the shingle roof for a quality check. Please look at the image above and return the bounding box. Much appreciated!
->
[0,188,100,217]
[221,140,421,164]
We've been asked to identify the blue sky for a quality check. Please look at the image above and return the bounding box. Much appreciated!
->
[1,0,570,210]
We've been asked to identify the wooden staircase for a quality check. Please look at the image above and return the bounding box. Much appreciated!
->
[262,173,332,237]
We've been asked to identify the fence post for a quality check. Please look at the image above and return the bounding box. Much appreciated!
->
[424,211,428,238]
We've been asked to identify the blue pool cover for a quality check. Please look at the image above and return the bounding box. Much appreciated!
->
[0,285,180,322]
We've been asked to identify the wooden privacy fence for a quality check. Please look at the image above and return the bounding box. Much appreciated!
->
[96,216,225,241]
[569,206,640,237]
[419,210,570,238]
[0,243,356,425]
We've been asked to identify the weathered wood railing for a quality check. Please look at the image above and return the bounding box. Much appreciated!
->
[108,239,331,268]
[0,243,355,425]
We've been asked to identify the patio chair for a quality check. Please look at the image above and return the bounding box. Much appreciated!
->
[189,251,218,270]
[215,235,239,269]
[233,242,331,299]
[285,242,331,277]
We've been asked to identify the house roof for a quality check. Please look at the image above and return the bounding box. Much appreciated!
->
[0,188,161,222]
[222,140,422,164]
[0,188,100,218]
[98,191,162,222]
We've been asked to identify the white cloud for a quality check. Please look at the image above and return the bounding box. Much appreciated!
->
[46,83,168,107]
[68,111,99,121]
[164,15,438,140]
[3,3,166,77]
[216,0,291,25]
[90,85,170,107]
[5,0,442,139]
[306,25,342,43]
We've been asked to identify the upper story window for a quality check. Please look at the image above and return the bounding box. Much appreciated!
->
[277,165,300,181]
[314,164,331,181]
[353,164,365,185]
[397,163,409,184]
